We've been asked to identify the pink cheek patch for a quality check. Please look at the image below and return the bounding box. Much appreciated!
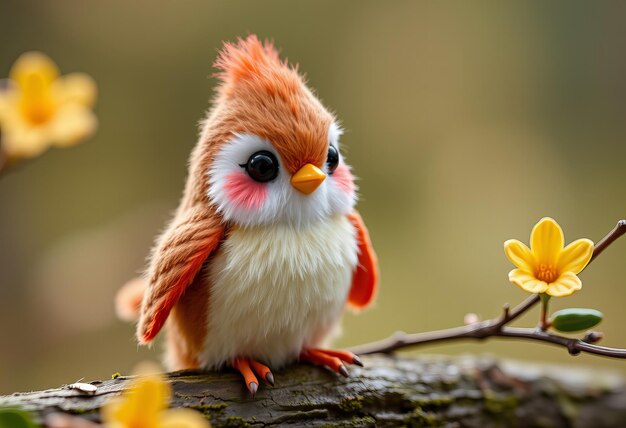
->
[331,164,356,194]
[224,172,268,210]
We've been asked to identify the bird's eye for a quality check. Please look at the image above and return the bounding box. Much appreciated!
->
[326,145,339,174]
[241,150,279,182]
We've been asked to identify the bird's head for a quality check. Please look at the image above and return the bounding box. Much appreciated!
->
[198,35,357,228]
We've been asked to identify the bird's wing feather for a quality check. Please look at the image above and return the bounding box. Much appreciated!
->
[137,206,225,343]
[347,211,379,308]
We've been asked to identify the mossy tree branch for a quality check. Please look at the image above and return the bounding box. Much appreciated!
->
[2,355,626,427]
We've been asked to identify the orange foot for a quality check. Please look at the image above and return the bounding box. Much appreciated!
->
[232,357,275,396]
[299,348,363,377]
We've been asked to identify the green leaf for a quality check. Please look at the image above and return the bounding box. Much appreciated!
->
[551,308,603,332]
[0,408,37,428]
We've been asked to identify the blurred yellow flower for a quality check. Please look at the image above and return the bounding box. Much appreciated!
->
[504,217,594,297]
[0,51,97,159]
[102,369,210,428]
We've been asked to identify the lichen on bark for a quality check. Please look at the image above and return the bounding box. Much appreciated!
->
[1,355,625,427]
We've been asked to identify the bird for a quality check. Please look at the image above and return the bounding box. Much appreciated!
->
[117,35,378,396]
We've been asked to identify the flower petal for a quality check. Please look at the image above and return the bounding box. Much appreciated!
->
[557,238,594,275]
[160,408,212,428]
[504,239,535,271]
[546,272,582,297]
[101,398,126,426]
[9,51,59,88]
[1,120,51,158]
[50,105,97,147]
[508,269,548,294]
[53,73,97,107]
[130,375,170,415]
[102,375,168,427]
[530,217,564,265]
[0,80,17,120]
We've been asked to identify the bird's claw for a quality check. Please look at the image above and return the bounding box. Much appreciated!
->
[299,348,363,377]
[232,357,274,396]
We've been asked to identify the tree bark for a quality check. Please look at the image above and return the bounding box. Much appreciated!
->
[1,355,625,427]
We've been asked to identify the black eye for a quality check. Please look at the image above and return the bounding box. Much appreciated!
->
[241,150,279,182]
[326,145,339,174]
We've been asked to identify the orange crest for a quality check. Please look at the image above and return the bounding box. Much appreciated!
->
[211,35,332,174]
[214,35,299,100]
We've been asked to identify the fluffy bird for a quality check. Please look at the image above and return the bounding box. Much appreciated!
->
[121,35,378,395]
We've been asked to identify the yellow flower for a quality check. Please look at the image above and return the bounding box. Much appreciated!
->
[102,369,210,428]
[0,51,97,159]
[504,217,594,297]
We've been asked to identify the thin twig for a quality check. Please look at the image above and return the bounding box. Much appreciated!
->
[591,220,626,263]
[352,220,626,359]
[500,294,540,325]
[498,327,626,358]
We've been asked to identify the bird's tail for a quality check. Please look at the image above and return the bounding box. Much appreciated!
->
[115,277,146,322]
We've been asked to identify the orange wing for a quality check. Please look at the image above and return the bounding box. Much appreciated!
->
[347,211,379,309]
[137,206,225,344]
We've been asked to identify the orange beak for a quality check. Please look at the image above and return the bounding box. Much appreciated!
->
[291,163,326,195]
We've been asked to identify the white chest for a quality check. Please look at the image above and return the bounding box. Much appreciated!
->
[199,215,358,368]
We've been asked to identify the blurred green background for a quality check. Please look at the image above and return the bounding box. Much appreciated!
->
[1,0,626,395]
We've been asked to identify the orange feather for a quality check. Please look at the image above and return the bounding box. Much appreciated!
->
[347,211,379,309]
[137,206,225,343]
